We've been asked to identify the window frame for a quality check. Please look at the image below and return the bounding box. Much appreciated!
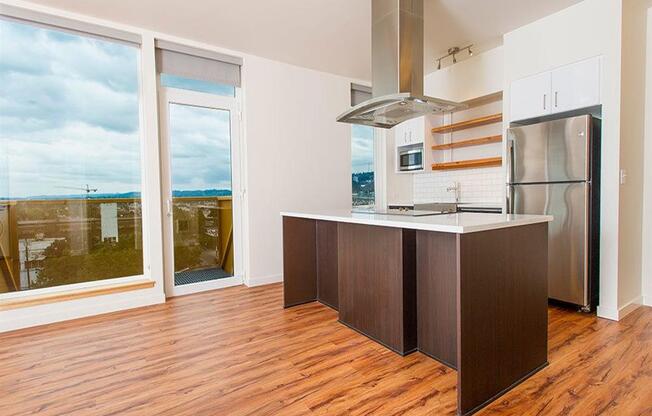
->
[0,12,156,300]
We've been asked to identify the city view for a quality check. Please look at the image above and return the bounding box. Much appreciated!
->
[351,125,375,207]
[352,171,375,207]
[0,191,232,294]
[0,18,233,293]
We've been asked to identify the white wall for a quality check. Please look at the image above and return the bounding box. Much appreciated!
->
[618,0,652,312]
[643,6,652,307]
[424,46,504,103]
[243,56,353,285]
[503,0,623,319]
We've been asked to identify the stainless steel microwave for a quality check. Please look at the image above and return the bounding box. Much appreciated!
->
[398,145,423,171]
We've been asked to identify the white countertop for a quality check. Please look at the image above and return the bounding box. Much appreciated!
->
[281,210,552,234]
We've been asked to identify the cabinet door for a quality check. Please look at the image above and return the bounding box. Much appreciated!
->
[395,117,424,147]
[510,72,551,122]
[408,116,425,145]
[551,57,600,114]
[394,123,408,148]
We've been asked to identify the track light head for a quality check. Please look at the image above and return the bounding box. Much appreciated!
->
[437,44,473,69]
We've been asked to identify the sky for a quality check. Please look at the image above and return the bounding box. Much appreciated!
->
[0,19,232,199]
[351,125,374,174]
[169,103,231,191]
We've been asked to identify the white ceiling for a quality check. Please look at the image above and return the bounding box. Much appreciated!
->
[26,0,582,80]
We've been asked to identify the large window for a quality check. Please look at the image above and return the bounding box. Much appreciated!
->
[0,18,143,293]
[351,125,375,207]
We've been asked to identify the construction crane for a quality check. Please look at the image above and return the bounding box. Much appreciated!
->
[56,184,98,197]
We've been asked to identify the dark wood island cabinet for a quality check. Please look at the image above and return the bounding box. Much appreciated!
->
[282,211,551,416]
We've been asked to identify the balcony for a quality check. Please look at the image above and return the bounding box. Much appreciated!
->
[0,197,233,294]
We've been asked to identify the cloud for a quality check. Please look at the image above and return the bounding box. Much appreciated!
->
[351,125,374,173]
[169,104,233,191]
[0,19,233,198]
[0,19,139,134]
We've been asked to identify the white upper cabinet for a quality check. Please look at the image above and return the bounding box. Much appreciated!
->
[510,56,601,122]
[394,116,425,148]
[551,57,601,114]
[407,117,425,145]
[393,122,410,147]
[510,72,552,122]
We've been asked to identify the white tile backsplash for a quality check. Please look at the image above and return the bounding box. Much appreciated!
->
[413,167,505,204]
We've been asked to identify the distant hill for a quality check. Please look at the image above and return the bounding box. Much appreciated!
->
[1,189,232,200]
[171,189,232,197]
[352,171,374,195]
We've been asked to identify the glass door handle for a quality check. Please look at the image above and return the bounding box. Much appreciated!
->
[166,199,172,217]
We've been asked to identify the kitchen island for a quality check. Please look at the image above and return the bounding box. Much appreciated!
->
[282,210,552,416]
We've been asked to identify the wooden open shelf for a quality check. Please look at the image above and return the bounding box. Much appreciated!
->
[460,91,503,108]
[432,113,503,134]
[432,157,502,171]
[432,135,502,151]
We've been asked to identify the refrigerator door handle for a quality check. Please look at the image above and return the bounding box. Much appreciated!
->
[506,137,515,184]
[505,136,515,214]
[506,184,514,214]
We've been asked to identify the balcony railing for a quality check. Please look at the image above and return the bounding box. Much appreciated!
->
[0,196,233,294]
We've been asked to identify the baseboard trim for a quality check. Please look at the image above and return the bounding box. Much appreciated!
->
[598,296,644,321]
[245,274,282,287]
[618,296,643,319]
[643,295,652,307]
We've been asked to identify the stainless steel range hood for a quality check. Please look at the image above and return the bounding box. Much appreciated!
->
[337,0,464,129]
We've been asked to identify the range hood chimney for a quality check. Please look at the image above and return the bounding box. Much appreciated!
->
[337,0,464,129]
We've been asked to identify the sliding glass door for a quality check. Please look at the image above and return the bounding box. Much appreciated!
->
[159,87,242,296]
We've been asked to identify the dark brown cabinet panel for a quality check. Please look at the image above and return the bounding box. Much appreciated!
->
[416,231,458,368]
[316,220,339,309]
[282,217,317,307]
[457,223,548,415]
[337,223,416,355]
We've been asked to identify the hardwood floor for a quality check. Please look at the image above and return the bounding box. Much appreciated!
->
[1,283,650,416]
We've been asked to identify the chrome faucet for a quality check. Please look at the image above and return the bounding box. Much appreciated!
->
[446,182,460,203]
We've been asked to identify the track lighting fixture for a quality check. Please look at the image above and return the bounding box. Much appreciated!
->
[435,44,473,70]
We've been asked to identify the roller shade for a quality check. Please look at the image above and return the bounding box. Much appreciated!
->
[155,40,242,88]
[351,83,372,106]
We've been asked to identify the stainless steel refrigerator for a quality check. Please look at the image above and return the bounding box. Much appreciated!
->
[507,115,600,310]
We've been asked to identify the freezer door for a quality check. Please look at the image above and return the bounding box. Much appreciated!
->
[511,182,589,306]
[508,115,591,183]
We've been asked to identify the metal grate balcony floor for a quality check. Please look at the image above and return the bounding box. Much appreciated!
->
[174,267,232,286]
